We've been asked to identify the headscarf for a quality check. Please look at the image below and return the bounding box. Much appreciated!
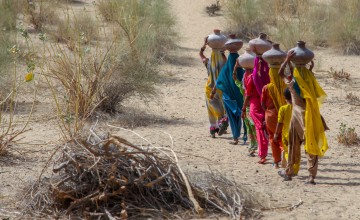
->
[267,67,286,111]
[252,56,270,95]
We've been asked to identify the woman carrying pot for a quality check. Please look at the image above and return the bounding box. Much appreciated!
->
[216,34,245,145]
[199,29,229,138]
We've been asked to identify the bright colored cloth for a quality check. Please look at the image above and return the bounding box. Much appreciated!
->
[205,49,226,127]
[293,67,328,156]
[262,85,281,163]
[278,104,292,142]
[235,77,257,150]
[245,73,268,159]
[216,53,244,139]
[278,103,300,174]
[252,57,270,96]
[267,67,286,111]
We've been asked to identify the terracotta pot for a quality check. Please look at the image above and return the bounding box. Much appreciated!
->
[207,29,227,49]
[289,41,314,65]
[248,33,272,55]
[238,48,256,69]
[262,43,287,66]
[225,34,243,53]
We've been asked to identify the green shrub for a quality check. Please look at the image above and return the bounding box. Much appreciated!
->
[97,0,176,112]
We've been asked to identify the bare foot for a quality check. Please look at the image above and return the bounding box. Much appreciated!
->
[229,139,239,145]
[258,158,266,164]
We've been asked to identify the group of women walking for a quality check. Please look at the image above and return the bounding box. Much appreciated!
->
[199,30,329,184]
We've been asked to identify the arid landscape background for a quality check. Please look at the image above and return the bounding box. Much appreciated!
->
[0,0,360,219]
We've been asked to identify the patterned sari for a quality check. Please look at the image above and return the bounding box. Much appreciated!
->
[205,49,226,129]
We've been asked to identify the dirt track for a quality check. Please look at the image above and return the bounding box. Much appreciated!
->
[1,0,360,219]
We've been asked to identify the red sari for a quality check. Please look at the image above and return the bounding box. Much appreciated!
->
[245,74,268,159]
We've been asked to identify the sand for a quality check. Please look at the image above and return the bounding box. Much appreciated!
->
[1,0,360,219]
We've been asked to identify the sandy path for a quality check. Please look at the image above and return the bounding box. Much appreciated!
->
[1,0,360,219]
[117,0,360,219]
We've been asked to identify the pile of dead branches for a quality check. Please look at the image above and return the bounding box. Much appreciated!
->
[21,133,248,219]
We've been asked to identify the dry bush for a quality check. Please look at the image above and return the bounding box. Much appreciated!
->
[346,93,360,106]
[337,123,359,146]
[328,67,350,80]
[327,0,360,55]
[52,12,99,49]
[21,133,258,218]
[0,0,25,31]
[97,0,176,113]
[23,0,59,31]
[225,0,269,40]
[45,43,114,138]
[225,0,360,53]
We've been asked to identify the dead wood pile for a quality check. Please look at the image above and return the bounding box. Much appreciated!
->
[21,134,247,219]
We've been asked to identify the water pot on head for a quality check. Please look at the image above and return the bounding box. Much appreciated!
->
[237,48,256,70]
[207,29,227,49]
[225,34,243,53]
[248,33,272,56]
[262,43,287,66]
[289,41,314,65]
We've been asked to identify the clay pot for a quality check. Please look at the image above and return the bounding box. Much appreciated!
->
[207,29,227,49]
[248,33,272,56]
[262,43,287,66]
[289,41,314,65]
[225,34,243,53]
[237,48,256,69]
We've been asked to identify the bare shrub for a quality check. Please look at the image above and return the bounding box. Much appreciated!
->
[206,0,221,16]
[346,93,360,106]
[337,123,359,146]
[45,44,114,138]
[23,0,58,31]
[328,67,350,80]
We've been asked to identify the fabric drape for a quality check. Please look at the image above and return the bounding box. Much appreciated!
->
[216,53,244,139]
[267,67,287,111]
[293,67,328,156]
[252,56,270,96]
[205,49,226,127]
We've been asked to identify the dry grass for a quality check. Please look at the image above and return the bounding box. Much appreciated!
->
[337,123,359,146]
[51,12,99,50]
[96,0,176,113]
[346,93,360,106]
[328,67,351,80]
[23,0,59,31]
[225,0,360,53]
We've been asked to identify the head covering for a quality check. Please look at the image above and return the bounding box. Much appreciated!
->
[252,57,270,95]
[267,67,287,111]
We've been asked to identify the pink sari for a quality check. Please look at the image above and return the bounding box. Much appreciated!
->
[245,74,268,159]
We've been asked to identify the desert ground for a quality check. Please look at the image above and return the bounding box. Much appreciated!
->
[1,0,360,219]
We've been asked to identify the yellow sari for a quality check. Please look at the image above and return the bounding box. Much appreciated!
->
[267,67,287,111]
[293,67,328,156]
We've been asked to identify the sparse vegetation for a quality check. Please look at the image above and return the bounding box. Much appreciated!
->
[206,0,221,16]
[337,123,359,146]
[328,67,351,80]
[346,93,360,106]
[51,12,99,49]
[96,0,176,113]
[225,0,360,53]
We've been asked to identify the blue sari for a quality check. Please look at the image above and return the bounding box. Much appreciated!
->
[216,53,246,140]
